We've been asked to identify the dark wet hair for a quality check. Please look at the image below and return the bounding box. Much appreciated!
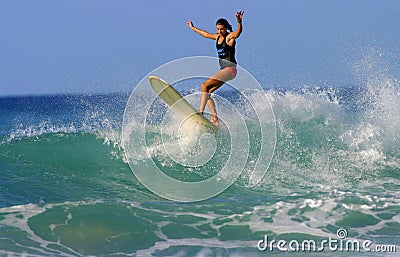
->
[216,18,232,32]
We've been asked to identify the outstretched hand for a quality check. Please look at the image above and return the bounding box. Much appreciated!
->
[236,10,244,22]
[186,20,194,28]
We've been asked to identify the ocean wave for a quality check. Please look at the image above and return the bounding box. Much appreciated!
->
[1,80,399,192]
[1,189,399,256]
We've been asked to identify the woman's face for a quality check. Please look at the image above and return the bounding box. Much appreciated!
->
[216,24,227,36]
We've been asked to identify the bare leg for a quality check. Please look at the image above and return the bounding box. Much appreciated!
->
[198,67,236,122]
[198,79,224,114]
[207,97,219,126]
[198,91,209,115]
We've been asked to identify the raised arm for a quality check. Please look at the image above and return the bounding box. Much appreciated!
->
[227,11,244,43]
[187,20,218,40]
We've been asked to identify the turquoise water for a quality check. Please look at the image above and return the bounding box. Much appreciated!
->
[0,82,399,256]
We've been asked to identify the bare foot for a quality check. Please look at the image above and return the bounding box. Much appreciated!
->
[210,115,219,126]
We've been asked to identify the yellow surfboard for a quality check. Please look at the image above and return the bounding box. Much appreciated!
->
[148,76,217,132]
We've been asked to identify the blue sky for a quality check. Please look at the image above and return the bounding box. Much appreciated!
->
[1,0,399,96]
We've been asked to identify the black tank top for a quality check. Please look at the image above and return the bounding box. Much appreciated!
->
[216,35,237,69]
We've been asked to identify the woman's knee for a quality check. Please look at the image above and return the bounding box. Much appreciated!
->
[201,82,212,92]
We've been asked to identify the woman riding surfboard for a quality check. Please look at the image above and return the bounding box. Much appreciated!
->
[187,10,244,126]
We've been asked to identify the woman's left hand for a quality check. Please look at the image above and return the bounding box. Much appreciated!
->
[236,10,244,22]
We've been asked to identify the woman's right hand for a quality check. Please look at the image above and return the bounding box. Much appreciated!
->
[186,20,194,28]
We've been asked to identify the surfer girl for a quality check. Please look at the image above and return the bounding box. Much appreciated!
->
[187,10,244,126]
